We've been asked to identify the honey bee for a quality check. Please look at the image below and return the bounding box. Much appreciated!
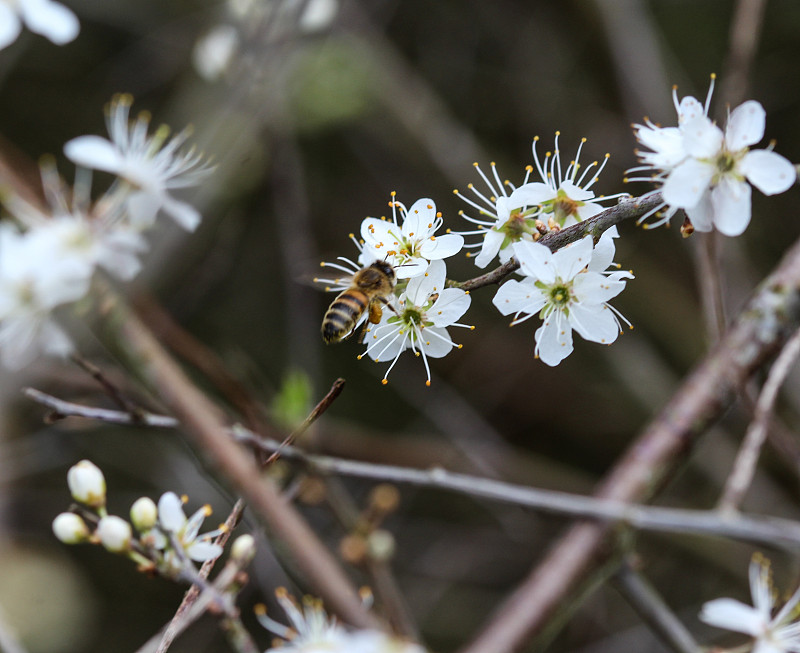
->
[321,261,397,344]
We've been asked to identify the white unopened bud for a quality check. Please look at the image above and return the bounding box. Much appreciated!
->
[52,512,90,544]
[230,534,256,564]
[67,460,106,508]
[96,516,132,552]
[130,497,158,531]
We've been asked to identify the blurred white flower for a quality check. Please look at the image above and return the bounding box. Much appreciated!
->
[192,24,239,81]
[700,555,800,653]
[64,95,213,231]
[363,259,472,385]
[0,0,79,50]
[493,229,632,366]
[361,195,464,278]
[157,492,224,564]
[258,588,349,652]
[0,222,90,369]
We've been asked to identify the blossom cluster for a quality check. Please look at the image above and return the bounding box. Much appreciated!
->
[257,588,427,653]
[628,75,797,234]
[0,95,211,369]
[52,460,227,579]
[317,134,635,380]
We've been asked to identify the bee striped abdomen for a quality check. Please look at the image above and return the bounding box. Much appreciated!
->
[322,289,369,343]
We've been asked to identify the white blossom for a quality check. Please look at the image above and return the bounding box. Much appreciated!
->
[156,492,224,565]
[453,161,545,269]
[700,555,800,653]
[628,76,796,234]
[363,259,472,385]
[64,95,213,231]
[0,0,79,50]
[492,229,632,366]
[360,195,463,278]
[258,588,349,652]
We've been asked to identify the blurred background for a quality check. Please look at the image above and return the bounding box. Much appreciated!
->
[3,0,800,651]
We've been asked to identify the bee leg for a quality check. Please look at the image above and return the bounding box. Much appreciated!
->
[378,296,400,316]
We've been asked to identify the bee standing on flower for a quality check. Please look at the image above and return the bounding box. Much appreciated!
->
[320,261,398,344]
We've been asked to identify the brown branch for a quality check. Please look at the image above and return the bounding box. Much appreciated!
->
[451,192,663,292]
[92,281,381,631]
[458,231,800,653]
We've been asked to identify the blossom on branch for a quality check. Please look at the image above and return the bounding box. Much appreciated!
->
[455,134,625,269]
[492,228,632,366]
[362,259,472,385]
[700,554,800,653]
[360,195,464,278]
[628,75,796,234]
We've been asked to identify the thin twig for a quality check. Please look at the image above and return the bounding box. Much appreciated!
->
[23,387,800,551]
[613,559,701,653]
[450,192,662,291]
[264,378,345,465]
[718,327,800,512]
[71,353,145,420]
[155,499,246,653]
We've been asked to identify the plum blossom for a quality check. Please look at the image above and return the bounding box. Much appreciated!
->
[0,0,79,50]
[492,229,632,366]
[363,259,472,385]
[360,195,464,278]
[628,76,796,234]
[455,135,625,269]
[454,161,545,269]
[700,554,800,653]
[64,95,213,231]
[156,491,224,567]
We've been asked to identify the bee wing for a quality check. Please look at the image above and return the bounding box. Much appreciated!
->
[298,269,355,293]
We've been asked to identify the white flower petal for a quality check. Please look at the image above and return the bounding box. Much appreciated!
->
[474,230,505,269]
[508,183,552,207]
[407,259,445,305]
[681,116,724,159]
[161,195,202,231]
[726,100,766,151]
[365,323,408,362]
[677,96,705,124]
[512,240,555,283]
[568,303,620,344]
[587,227,619,272]
[535,313,573,366]
[740,149,797,196]
[21,0,79,44]
[186,541,223,562]
[418,326,453,358]
[0,7,22,50]
[401,198,436,239]
[64,136,124,173]
[395,259,428,279]
[558,180,595,203]
[699,598,764,636]
[711,178,752,237]
[573,271,627,304]
[685,191,714,232]
[158,492,187,532]
[551,236,593,282]
[492,279,545,317]
[662,158,715,208]
[430,288,471,326]
[419,233,464,260]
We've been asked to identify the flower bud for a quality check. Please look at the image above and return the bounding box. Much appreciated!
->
[52,512,90,544]
[67,460,106,508]
[96,515,132,552]
[130,497,158,531]
[230,534,256,565]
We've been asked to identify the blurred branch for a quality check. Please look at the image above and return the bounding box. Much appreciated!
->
[24,387,800,550]
[612,559,701,653]
[459,229,800,653]
[91,281,380,631]
[718,0,768,108]
[451,192,661,291]
[718,326,800,512]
